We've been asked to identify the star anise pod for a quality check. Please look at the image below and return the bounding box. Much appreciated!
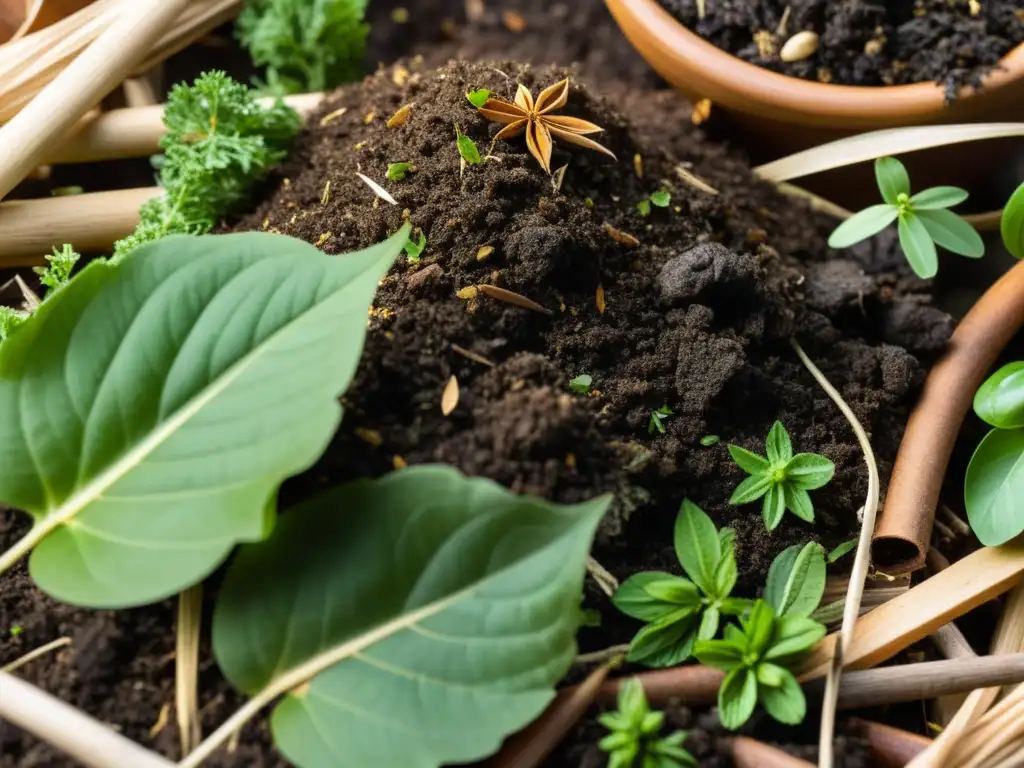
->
[477,79,617,173]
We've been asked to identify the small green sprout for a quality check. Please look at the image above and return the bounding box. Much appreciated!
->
[598,678,697,768]
[455,124,481,165]
[648,404,673,435]
[465,88,492,108]
[637,189,672,217]
[34,244,80,292]
[700,435,720,447]
[728,421,835,531]
[387,162,412,181]
[584,197,595,209]
[694,600,825,729]
[828,156,983,279]
[612,500,753,667]
[827,538,858,563]
[403,230,427,263]
[9,625,23,636]
[569,374,592,394]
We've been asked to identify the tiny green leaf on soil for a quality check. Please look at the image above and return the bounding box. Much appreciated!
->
[964,427,1024,546]
[404,230,427,262]
[700,435,720,446]
[455,124,482,165]
[650,190,671,207]
[386,162,412,181]
[211,465,610,768]
[569,374,592,393]
[636,199,651,217]
[598,678,697,767]
[0,226,409,608]
[466,88,492,108]
[9,625,22,636]
[648,404,673,435]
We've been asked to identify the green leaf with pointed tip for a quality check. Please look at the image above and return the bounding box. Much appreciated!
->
[627,612,699,668]
[784,453,835,490]
[916,209,984,258]
[783,485,815,523]
[613,572,698,621]
[713,547,738,599]
[765,542,826,618]
[965,428,1024,547]
[0,227,408,608]
[693,638,745,670]
[765,616,826,663]
[730,474,773,505]
[674,499,720,594]
[827,538,858,563]
[898,213,939,279]
[718,668,757,730]
[828,205,899,249]
[765,421,793,465]
[1002,181,1024,259]
[762,484,786,531]
[727,443,770,474]
[974,362,1024,429]
[909,186,969,210]
[212,466,609,768]
[698,605,720,640]
[875,157,910,204]
[758,667,805,725]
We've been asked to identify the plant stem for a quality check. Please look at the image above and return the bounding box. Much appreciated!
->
[0,523,47,575]
[791,338,880,768]
[177,694,267,768]
[176,585,203,756]
[0,637,71,674]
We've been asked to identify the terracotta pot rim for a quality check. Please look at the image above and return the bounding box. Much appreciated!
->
[605,0,1024,127]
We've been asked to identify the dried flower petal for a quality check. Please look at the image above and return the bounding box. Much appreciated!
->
[355,172,399,205]
[386,103,413,128]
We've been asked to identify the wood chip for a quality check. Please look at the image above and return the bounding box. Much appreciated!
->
[691,98,712,126]
[596,284,606,313]
[478,284,553,315]
[451,343,496,367]
[354,428,383,447]
[675,164,720,195]
[319,106,348,127]
[476,245,494,261]
[387,103,413,128]
[502,9,527,31]
[441,375,460,415]
[552,164,568,193]
[633,153,643,179]
[456,285,479,300]
[320,180,331,205]
[392,455,407,469]
[603,223,640,246]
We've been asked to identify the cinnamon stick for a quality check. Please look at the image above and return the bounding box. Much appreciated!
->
[872,260,1024,573]
[729,737,815,768]
[848,718,931,768]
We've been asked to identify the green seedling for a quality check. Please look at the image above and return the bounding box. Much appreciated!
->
[694,600,825,729]
[700,435,720,447]
[827,156,983,279]
[764,542,826,617]
[403,230,427,263]
[965,361,1024,545]
[598,678,697,768]
[637,189,672,217]
[9,625,23,636]
[455,124,482,165]
[612,500,753,667]
[569,374,593,394]
[465,88,492,108]
[386,162,412,181]
[728,421,835,531]
[648,405,673,435]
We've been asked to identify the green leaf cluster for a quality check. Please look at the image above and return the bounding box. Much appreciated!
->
[728,421,834,531]
[113,71,301,259]
[828,157,984,279]
[598,678,696,768]
[694,600,825,729]
[637,189,671,217]
[966,361,1024,546]
[466,88,492,108]
[236,0,369,95]
[648,404,672,434]
[612,500,752,667]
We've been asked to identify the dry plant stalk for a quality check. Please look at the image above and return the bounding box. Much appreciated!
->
[0,637,72,674]
[176,585,203,756]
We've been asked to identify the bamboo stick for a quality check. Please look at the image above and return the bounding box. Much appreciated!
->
[0,186,159,263]
[0,671,174,768]
[45,92,325,165]
[0,0,193,201]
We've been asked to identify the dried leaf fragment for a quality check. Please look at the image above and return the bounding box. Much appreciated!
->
[691,98,712,126]
[451,343,496,367]
[478,284,553,315]
[355,172,399,205]
[319,106,348,127]
[476,245,495,261]
[441,375,460,415]
[456,285,479,300]
[387,103,413,128]
[552,164,568,193]
[596,284,606,313]
[320,181,331,205]
[604,223,640,246]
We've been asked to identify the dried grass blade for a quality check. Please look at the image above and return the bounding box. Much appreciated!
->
[355,172,398,205]
[176,585,202,756]
[478,284,553,315]
[0,637,72,674]
[754,123,1024,182]
[450,344,496,367]
[675,165,719,195]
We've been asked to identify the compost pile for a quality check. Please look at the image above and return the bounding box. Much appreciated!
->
[659,0,1024,97]
[239,58,951,590]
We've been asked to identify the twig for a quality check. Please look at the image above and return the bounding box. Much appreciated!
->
[478,284,554,316]
[176,585,202,756]
[931,623,976,660]
[450,343,496,367]
[932,518,957,542]
[731,736,816,767]
[791,338,880,768]
[586,556,619,598]
[0,637,72,673]
[937,504,972,538]
[0,672,174,768]
[574,644,631,665]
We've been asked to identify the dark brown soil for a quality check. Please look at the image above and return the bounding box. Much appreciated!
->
[0,8,955,768]
[658,0,1024,98]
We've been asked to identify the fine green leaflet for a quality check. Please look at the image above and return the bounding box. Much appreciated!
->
[209,466,609,768]
[0,226,408,607]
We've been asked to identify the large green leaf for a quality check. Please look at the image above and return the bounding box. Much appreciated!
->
[673,498,720,595]
[965,428,1024,546]
[211,466,609,768]
[898,213,939,279]
[974,362,1024,429]
[0,226,408,607]
[827,204,898,249]
[916,208,984,258]
[764,542,825,618]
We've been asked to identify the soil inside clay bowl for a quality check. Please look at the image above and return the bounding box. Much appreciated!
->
[0,54,955,767]
[658,0,1024,98]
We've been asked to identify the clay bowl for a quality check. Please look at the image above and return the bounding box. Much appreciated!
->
[605,0,1024,207]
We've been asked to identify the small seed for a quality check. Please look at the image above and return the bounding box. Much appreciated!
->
[441,376,459,415]
[633,153,643,179]
[604,223,640,246]
[392,455,407,469]
[387,103,413,128]
[596,284,606,314]
[691,98,712,126]
[780,30,819,62]
[354,428,383,447]
[478,284,553,315]
[864,39,884,56]
[476,245,494,261]
[456,285,479,300]
[503,9,527,32]
[364,111,377,124]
